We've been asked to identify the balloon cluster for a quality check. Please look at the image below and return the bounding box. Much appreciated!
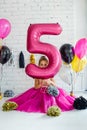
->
[71,38,87,72]
[0,18,11,65]
[59,39,87,95]
[59,38,87,73]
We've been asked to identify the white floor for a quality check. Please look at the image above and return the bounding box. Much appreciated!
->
[0,91,87,130]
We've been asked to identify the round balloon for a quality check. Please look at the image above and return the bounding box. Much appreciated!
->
[71,55,87,72]
[0,46,11,65]
[59,64,74,85]
[60,44,75,64]
[0,18,11,39]
[25,23,62,79]
[75,38,87,59]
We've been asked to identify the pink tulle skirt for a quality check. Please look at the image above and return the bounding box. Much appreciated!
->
[8,87,75,113]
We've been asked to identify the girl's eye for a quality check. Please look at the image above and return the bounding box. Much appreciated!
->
[40,64,43,66]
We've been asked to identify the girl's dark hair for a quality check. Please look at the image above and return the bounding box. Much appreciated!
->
[38,56,48,65]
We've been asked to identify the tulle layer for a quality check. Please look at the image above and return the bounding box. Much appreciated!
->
[8,87,75,113]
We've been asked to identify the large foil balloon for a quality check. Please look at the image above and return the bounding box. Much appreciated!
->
[75,38,87,59]
[25,23,62,79]
[0,46,11,65]
[60,44,75,64]
[71,55,87,72]
[0,18,11,39]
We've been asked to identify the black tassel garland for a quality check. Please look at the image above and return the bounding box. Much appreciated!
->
[19,51,25,68]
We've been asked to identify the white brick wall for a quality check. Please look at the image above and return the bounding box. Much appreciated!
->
[0,0,87,94]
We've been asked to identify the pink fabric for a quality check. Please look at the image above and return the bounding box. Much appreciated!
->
[8,87,75,113]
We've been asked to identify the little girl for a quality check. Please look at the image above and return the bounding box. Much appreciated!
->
[3,56,75,113]
[34,56,56,89]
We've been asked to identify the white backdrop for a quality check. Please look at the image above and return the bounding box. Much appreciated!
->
[0,0,87,94]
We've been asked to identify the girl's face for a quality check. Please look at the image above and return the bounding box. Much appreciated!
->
[39,60,48,68]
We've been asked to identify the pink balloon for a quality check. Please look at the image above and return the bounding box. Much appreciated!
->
[25,23,62,79]
[75,38,87,59]
[0,18,11,39]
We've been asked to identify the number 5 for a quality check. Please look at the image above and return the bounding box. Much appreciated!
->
[25,23,62,79]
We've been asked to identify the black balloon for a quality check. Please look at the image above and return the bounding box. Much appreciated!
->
[60,44,75,64]
[0,46,11,65]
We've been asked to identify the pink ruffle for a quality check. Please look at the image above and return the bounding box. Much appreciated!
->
[8,87,75,113]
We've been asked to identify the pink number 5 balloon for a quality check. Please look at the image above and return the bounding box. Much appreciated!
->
[25,23,62,79]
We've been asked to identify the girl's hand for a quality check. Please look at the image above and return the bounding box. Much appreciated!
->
[43,79,52,86]
[46,79,51,86]
[47,79,56,87]
[40,79,50,86]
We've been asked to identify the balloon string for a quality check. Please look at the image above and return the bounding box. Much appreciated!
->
[0,38,2,47]
[69,64,76,95]
[0,65,3,93]
[70,70,78,96]
[70,70,73,93]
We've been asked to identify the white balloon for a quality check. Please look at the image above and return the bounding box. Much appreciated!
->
[59,64,74,85]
